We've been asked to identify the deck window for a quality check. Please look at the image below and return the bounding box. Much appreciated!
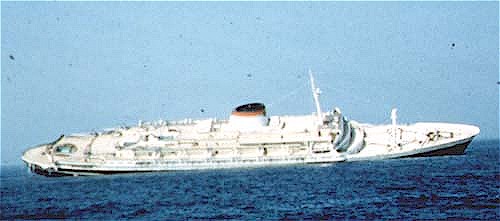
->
[55,144,77,154]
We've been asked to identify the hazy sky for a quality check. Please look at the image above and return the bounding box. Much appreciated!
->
[2,2,498,165]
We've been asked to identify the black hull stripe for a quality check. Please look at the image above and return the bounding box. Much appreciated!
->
[402,140,471,158]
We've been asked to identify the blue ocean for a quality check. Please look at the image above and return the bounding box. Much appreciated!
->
[1,140,498,220]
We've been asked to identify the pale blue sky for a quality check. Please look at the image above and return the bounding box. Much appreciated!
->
[2,2,498,165]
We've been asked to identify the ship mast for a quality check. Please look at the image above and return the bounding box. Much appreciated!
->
[309,70,323,126]
[391,108,398,147]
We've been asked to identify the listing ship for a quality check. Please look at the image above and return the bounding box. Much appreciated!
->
[22,72,480,176]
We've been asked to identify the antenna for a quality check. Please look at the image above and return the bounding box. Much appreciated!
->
[309,70,323,126]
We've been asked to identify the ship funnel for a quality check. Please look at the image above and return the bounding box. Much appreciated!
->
[229,103,268,131]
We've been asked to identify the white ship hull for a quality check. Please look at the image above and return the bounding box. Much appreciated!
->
[24,141,473,177]
[27,155,346,176]
[22,121,479,177]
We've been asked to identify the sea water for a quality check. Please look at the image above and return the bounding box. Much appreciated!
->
[1,140,498,220]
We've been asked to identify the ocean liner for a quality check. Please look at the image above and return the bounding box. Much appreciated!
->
[22,72,480,176]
